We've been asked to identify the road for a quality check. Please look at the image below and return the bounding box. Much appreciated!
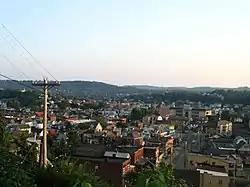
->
[172,147,186,169]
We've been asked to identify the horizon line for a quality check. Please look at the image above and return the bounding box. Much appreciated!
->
[1,79,249,89]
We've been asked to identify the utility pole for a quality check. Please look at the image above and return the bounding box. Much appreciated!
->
[33,77,60,167]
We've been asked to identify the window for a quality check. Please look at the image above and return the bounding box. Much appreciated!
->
[218,180,222,184]
[212,162,215,165]
[209,180,212,184]
[190,160,193,165]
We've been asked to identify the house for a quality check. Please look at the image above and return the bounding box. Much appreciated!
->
[105,146,144,166]
[169,107,187,117]
[197,163,230,187]
[35,112,43,118]
[191,108,212,121]
[143,146,164,166]
[122,130,143,147]
[187,153,236,179]
[95,123,103,133]
[12,124,31,134]
[217,120,232,135]
[238,144,250,156]
[158,106,170,120]
[204,137,236,156]
[72,144,131,187]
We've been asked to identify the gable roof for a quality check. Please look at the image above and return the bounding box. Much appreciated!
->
[238,144,250,152]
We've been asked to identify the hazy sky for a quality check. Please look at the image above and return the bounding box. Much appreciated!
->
[1,0,250,87]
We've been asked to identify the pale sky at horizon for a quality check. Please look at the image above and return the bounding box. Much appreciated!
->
[1,0,250,87]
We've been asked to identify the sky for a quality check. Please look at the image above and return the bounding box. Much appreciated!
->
[0,0,250,87]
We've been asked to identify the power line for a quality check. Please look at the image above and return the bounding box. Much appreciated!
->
[0,71,64,100]
[0,73,41,92]
[0,35,45,77]
[1,54,30,80]
[1,24,58,81]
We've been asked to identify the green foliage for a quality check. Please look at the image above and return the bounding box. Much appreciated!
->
[66,124,80,152]
[0,109,187,187]
[98,117,107,127]
[6,100,20,109]
[34,159,110,187]
[116,121,125,129]
[125,165,187,187]
[131,108,151,121]
[128,89,250,105]
[14,132,39,163]
[0,114,12,148]
[57,100,71,110]
[78,123,91,130]
[0,147,38,187]
[0,89,41,109]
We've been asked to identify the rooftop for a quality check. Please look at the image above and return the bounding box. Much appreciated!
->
[196,163,226,173]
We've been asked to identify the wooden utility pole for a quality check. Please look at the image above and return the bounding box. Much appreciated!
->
[33,77,60,167]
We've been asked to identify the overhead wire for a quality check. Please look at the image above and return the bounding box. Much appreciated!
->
[0,54,30,80]
[0,35,45,78]
[0,72,41,92]
[0,24,65,100]
[1,24,58,81]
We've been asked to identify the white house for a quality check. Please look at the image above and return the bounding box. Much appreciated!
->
[95,123,103,133]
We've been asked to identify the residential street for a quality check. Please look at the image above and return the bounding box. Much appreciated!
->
[171,130,202,169]
[173,147,186,169]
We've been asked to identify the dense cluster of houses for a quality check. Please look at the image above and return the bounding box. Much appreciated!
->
[3,97,250,187]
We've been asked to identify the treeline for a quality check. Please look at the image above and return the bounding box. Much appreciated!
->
[127,89,250,105]
[0,89,41,109]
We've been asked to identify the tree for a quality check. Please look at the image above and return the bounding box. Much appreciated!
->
[131,108,151,121]
[6,100,20,109]
[0,113,38,187]
[65,124,80,153]
[220,110,231,121]
[34,159,111,187]
[14,132,39,163]
[0,113,112,187]
[58,100,71,110]
[131,108,143,121]
[116,121,125,129]
[0,113,12,148]
[98,117,107,127]
[125,165,187,187]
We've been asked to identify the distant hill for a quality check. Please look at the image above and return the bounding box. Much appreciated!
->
[0,80,250,98]
[132,85,250,92]
[0,80,143,98]
[132,85,167,90]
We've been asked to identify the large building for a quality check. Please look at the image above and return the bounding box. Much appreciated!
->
[169,106,212,121]
[217,120,232,135]
[187,153,238,182]
[191,108,212,121]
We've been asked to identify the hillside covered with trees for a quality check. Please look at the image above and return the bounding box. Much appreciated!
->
[1,80,250,99]
[127,89,250,105]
